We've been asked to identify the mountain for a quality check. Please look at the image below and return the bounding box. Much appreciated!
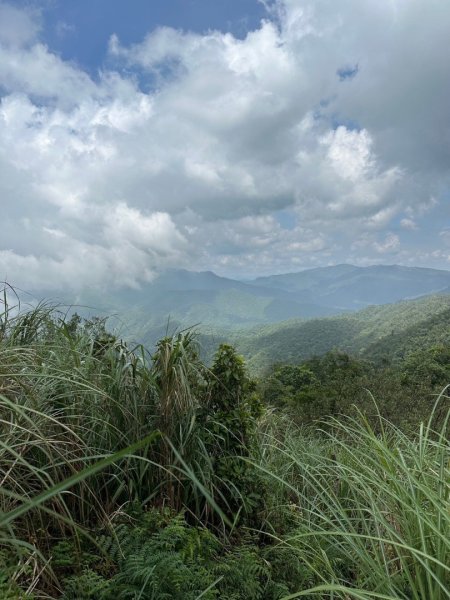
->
[100,268,346,341]
[21,264,450,353]
[208,293,450,373]
[251,264,450,309]
[121,264,450,347]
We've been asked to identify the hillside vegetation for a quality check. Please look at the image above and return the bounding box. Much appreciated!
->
[0,295,449,599]
[33,265,450,344]
[211,294,450,372]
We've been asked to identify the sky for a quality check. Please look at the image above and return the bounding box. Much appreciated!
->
[1,0,450,291]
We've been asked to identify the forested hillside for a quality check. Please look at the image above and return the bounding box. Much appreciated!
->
[208,294,450,372]
[32,265,450,345]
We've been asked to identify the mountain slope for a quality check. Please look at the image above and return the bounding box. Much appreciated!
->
[109,268,344,337]
[116,265,450,344]
[25,265,450,355]
[203,294,450,373]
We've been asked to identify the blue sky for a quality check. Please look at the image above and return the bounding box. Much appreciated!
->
[38,0,267,73]
[1,0,450,291]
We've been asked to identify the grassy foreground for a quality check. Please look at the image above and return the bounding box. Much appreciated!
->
[0,299,448,598]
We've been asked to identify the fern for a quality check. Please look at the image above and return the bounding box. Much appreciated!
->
[85,510,220,600]
[214,544,269,600]
[0,548,35,600]
[114,519,218,598]
[61,569,112,600]
[58,510,294,600]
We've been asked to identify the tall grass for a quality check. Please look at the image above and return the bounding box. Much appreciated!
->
[0,298,165,595]
[259,398,449,599]
[1,292,449,598]
[0,298,235,595]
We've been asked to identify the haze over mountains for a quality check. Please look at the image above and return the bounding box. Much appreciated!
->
[108,263,450,333]
[27,263,448,328]
[47,263,443,356]
[19,263,450,368]
[250,264,450,307]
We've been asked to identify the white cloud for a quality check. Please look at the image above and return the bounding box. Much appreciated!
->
[323,127,374,183]
[373,233,400,254]
[0,203,187,291]
[103,204,187,256]
[0,3,40,47]
[0,0,449,290]
[0,43,98,106]
[400,218,418,231]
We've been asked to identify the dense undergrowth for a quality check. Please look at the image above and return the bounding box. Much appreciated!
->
[0,293,448,599]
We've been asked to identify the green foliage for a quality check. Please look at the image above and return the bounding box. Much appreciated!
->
[400,345,450,387]
[107,513,218,599]
[261,352,370,423]
[0,549,35,599]
[57,510,290,600]
[62,569,112,600]
[260,346,450,431]
[212,294,450,373]
[259,405,450,599]
[151,331,207,511]
[1,296,449,599]
[215,541,288,600]
[364,305,450,363]
[262,364,318,408]
[51,539,100,573]
[199,344,265,524]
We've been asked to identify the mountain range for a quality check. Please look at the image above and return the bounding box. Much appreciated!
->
[21,263,450,369]
[212,293,450,373]
[106,263,450,344]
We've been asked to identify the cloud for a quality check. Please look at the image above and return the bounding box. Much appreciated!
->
[104,204,185,251]
[0,3,40,47]
[373,233,401,255]
[0,204,187,291]
[440,229,450,247]
[400,218,418,231]
[0,0,449,289]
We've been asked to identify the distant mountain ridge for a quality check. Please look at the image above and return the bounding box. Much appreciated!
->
[251,264,450,308]
[105,263,450,351]
[113,267,346,334]
[23,264,450,353]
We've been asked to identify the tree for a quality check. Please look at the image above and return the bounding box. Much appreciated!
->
[201,344,264,525]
